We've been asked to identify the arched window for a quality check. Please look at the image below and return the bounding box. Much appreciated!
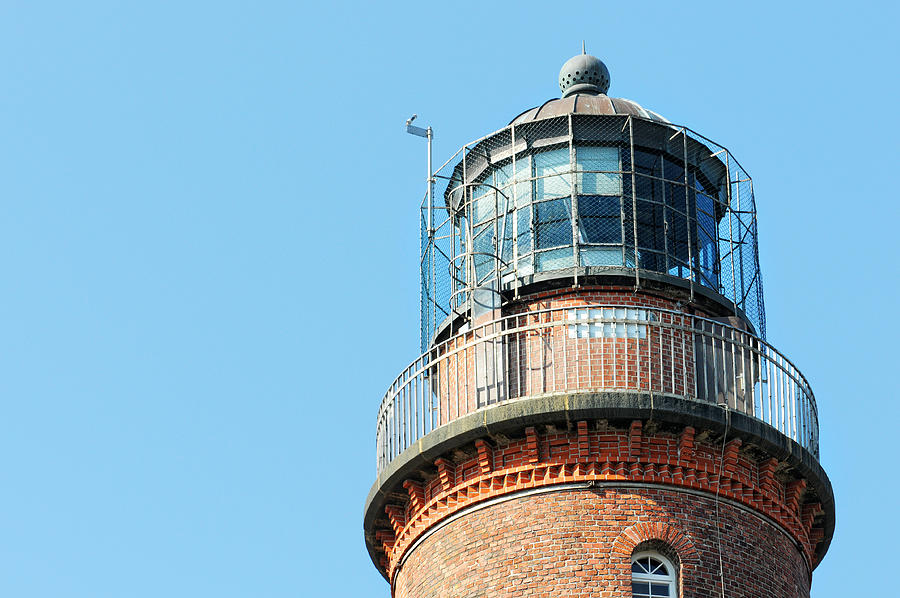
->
[631,552,677,597]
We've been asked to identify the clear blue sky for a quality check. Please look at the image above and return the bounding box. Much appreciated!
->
[0,1,896,596]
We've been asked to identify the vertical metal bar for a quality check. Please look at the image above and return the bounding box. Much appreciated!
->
[740,335,747,415]
[618,120,628,269]
[624,313,629,389]
[702,323,710,401]
[540,313,546,393]
[450,208,457,318]
[804,381,810,450]
[548,310,555,392]
[528,317,533,396]
[464,149,474,317]
[563,309,569,392]
[569,113,579,284]
[734,175,746,312]
[427,128,434,236]
[427,128,436,346]
[408,379,412,446]
[488,323,495,406]
[409,377,413,445]
[420,361,425,437]
[777,356,784,435]
[748,339,755,417]
[629,117,640,287]
[574,311,580,391]
[684,313,691,397]
[766,351,773,426]
[661,148,670,274]
[587,308,593,388]
[493,181,500,296]
[790,366,797,441]
[730,328,738,411]
[725,154,738,315]
[515,316,522,399]
[637,311,643,391]
[646,311,652,391]
[669,315,675,394]
[657,313,663,393]
[391,386,395,459]
[682,131,695,302]
[421,361,426,438]
[474,327,480,409]
[778,357,784,433]
[511,125,520,299]
[389,386,394,462]
[710,329,718,403]
[454,348,459,421]
[413,367,418,442]
[403,379,407,451]
[778,356,785,434]
[496,321,502,404]
[528,158,536,285]
[429,354,435,432]
[464,344,469,416]
[601,312,606,388]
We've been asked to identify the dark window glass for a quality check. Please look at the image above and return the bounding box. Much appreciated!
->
[578,195,621,244]
[663,156,685,183]
[535,198,572,249]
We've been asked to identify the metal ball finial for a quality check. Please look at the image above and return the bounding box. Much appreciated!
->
[559,50,610,97]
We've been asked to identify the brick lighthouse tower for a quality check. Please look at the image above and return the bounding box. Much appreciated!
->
[364,51,834,597]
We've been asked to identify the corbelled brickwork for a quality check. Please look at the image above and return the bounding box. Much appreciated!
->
[394,487,810,598]
[377,419,825,587]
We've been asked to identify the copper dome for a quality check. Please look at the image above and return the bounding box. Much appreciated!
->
[510,93,670,126]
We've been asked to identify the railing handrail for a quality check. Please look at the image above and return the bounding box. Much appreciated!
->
[375,304,818,473]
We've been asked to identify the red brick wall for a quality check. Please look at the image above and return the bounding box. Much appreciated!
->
[394,487,810,598]
[506,287,690,315]
[434,289,705,424]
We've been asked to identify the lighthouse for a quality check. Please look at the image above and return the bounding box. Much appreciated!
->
[364,51,833,598]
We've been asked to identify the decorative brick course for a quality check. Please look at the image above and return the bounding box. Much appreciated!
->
[379,419,826,591]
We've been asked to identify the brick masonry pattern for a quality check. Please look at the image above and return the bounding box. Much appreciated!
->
[394,487,810,598]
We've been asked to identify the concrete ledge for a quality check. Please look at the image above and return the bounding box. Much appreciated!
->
[362,391,834,577]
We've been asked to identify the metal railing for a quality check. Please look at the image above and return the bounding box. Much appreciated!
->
[376,305,817,474]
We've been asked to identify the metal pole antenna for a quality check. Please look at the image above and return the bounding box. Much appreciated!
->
[406,115,434,236]
[427,126,434,236]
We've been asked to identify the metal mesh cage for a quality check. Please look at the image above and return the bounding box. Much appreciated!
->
[420,114,767,352]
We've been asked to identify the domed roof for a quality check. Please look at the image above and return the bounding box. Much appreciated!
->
[510,94,670,125]
[510,49,669,126]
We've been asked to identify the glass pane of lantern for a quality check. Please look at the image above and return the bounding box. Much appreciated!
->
[534,149,571,199]
[577,146,621,195]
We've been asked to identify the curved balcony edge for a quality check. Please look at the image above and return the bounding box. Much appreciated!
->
[376,306,818,475]
[363,391,834,578]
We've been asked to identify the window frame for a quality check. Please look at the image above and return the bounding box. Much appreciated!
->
[630,551,677,598]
